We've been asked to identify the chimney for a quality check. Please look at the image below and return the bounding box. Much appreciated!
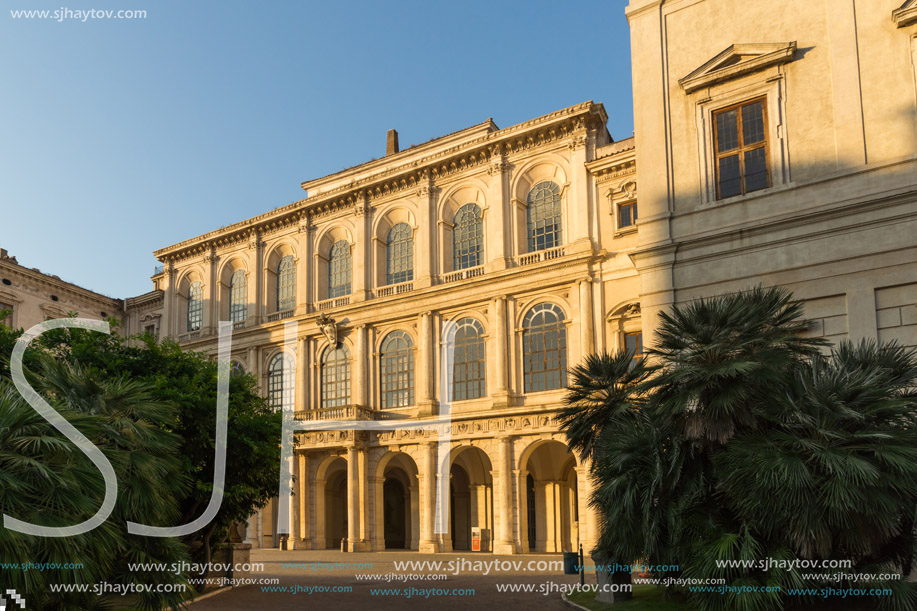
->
[386,129,399,156]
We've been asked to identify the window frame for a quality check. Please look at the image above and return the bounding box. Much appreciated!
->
[521,303,568,393]
[321,344,351,409]
[328,240,352,299]
[229,269,247,323]
[526,181,563,253]
[452,203,484,271]
[186,281,203,332]
[267,352,294,413]
[385,223,414,285]
[451,317,486,401]
[276,255,296,312]
[380,330,415,408]
[712,96,771,200]
[618,200,638,230]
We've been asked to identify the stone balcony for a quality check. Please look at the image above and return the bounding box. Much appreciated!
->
[294,405,378,421]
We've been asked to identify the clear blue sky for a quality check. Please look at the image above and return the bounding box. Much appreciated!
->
[1,0,634,298]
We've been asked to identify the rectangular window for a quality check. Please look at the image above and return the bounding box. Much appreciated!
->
[713,97,770,199]
[618,201,638,229]
[624,331,643,360]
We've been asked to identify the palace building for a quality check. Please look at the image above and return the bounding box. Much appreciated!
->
[3,0,916,554]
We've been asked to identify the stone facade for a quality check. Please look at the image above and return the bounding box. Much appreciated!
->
[3,0,915,555]
[0,248,126,330]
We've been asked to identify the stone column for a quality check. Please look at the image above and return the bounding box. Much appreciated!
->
[485,145,510,271]
[418,312,437,416]
[352,196,370,302]
[568,131,592,250]
[295,337,307,412]
[205,249,218,334]
[358,447,370,550]
[371,475,385,551]
[419,441,438,553]
[491,296,510,406]
[354,324,367,408]
[579,279,595,358]
[251,231,265,323]
[515,469,529,552]
[297,453,311,549]
[415,181,435,288]
[162,264,175,338]
[346,445,359,551]
[297,219,312,313]
[494,437,515,554]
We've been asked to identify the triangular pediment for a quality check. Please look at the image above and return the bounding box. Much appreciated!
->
[679,42,797,93]
[893,0,917,27]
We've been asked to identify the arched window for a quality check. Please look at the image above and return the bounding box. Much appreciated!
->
[522,303,567,392]
[453,204,483,271]
[187,281,203,332]
[381,331,414,408]
[386,223,413,285]
[230,360,245,377]
[526,181,563,252]
[267,353,294,412]
[277,255,296,312]
[452,317,485,401]
[229,269,247,323]
[328,240,352,299]
[321,344,351,409]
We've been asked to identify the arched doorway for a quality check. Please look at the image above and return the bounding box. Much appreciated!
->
[375,451,419,551]
[520,440,578,553]
[447,445,494,552]
[384,478,407,549]
[325,470,347,549]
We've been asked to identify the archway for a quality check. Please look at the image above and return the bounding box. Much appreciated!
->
[520,440,578,553]
[384,478,407,549]
[375,451,419,551]
[325,470,347,549]
[447,445,494,552]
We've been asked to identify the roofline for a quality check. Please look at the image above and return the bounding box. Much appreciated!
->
[154,101,608,261]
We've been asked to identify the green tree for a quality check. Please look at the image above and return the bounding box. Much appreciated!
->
[560,287,917,611]
[0,318,281,592]
[0,359,192,610]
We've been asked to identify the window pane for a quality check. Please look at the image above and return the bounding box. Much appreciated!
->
[625,332,643,358]
[268,353,294,412]
[187,281,203,332]
[230,270,247,323]
[451,318,485,401]
[526,181,563,252]
[715,109,738,153]
[522,303,567,392]
[619,202,635,228]
[744,147,768,193]
[717,154,742,198]
[321,345,351,409]
[277,255,296,311]
[381,331,414,408]
[742,101,765,145]
[386,223,414,285]
[453,204,483,271]
[328,240,352,298]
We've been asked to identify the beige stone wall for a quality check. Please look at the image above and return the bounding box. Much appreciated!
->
[626,0,917,349]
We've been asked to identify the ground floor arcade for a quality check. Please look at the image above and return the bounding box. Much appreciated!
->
[246,424,600,555]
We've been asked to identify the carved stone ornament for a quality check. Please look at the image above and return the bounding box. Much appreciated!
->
[317,312,337,345]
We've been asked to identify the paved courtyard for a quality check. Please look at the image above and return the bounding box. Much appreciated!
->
[190,549,589,610]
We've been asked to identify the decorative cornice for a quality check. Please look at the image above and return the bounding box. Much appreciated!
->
[152,102,609,263]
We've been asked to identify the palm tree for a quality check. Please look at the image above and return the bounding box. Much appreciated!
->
[0,358,192,610]
[561,287,917,611]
